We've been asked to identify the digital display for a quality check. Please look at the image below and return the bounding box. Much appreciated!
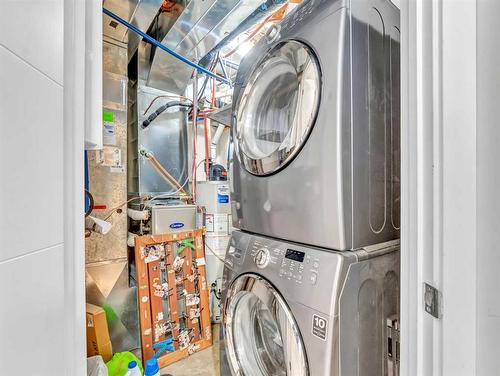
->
[285,249,305,262]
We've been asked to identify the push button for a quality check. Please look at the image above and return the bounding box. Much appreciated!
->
[310,272,318,285]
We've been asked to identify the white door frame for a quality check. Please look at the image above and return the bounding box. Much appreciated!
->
[63,0,87,373]
[401,1,477,375]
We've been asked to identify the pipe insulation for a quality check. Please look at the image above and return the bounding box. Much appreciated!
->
[142,101,192,128]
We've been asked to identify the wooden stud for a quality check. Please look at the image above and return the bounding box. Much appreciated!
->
[165,243,180,351]
[148,260,165,344]
[134,239,155,361]
[182,243,201,342]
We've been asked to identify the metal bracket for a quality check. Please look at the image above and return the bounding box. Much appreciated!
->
[424,283,442,319]
[386,316,400,376]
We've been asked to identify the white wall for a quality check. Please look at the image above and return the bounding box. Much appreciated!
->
[441,2,478,374]
[0,0,85,374]
[476,1,500,374]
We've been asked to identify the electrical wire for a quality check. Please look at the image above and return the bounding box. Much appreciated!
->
[196,158,207,171]
[104,196,144,221]
[204,242,235,272]
[194,55,219,108]
[145,175,192,205]
[143,95,193,116]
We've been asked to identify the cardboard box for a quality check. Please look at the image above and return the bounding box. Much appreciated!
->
[86,303,113,362]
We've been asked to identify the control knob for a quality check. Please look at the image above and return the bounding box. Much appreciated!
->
[254,248,271,269]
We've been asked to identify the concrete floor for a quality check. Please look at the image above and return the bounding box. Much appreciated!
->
[161,325,220,376]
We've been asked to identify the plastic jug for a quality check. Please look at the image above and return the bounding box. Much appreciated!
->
[144,358,160,376]
[124,360,142,376]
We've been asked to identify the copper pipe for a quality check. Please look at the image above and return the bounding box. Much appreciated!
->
[203,115,210,176]
[192,71,198,201]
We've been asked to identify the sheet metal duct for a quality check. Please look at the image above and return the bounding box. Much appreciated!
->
[103,0,164,56]
[128,42,191,197]
[207,103,232,127]
[147,0,266,93]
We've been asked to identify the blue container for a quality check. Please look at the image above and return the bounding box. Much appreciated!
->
[144,358,160,376]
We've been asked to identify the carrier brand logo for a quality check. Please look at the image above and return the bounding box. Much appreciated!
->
[169,222,184,229]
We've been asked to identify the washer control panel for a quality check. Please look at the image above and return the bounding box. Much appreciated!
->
[247,238,321,286]
[279,251,321,285]
[254,248,271,268]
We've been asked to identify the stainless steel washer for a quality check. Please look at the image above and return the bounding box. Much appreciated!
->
[230,0,400,250]
[220,230,400,376]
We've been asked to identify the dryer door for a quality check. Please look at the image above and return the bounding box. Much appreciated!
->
[235,41,321,175]
[224,274,308,376]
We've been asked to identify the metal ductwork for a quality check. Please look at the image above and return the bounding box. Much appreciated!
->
[147,0,266,94]
[128,42,191,197]
[103,0,166,57]
[207,104,232,127]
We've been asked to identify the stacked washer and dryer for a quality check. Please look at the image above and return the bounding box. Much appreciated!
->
[221,0,400,375]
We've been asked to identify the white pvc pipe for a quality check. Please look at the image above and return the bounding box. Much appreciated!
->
[84,0,103,150]
[127,208,150,221]
[211,123,226,160]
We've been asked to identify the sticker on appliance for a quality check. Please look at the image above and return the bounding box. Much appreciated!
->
[217,185,230,204]
[205,214,215,232]
[213,214,230,235]
[312,314,328,341]
[103,111,117,145]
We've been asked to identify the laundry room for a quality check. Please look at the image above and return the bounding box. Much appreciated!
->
[84,0,403,374]
[2,0,500,375]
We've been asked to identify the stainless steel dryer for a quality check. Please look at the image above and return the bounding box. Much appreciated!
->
[230,0,400,250]
[220,230,400,376]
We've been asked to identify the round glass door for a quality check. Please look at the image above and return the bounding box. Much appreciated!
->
[224,274,309,376]
[235,41,321,175]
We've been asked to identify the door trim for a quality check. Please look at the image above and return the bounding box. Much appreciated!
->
[63,0,87,373]
[400,1,478,375]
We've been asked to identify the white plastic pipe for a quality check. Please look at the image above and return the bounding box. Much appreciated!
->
[84,0,103,150]
[86,216,112,235]
[211,123,226,160]
[127,208,150,221]
[127,232,138,247]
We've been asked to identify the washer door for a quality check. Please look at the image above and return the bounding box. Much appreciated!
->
[224,274,309,376]
[235,41,321,175]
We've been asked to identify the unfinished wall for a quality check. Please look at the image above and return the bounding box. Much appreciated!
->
[85,38,140,353]
[85,39,128,263]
